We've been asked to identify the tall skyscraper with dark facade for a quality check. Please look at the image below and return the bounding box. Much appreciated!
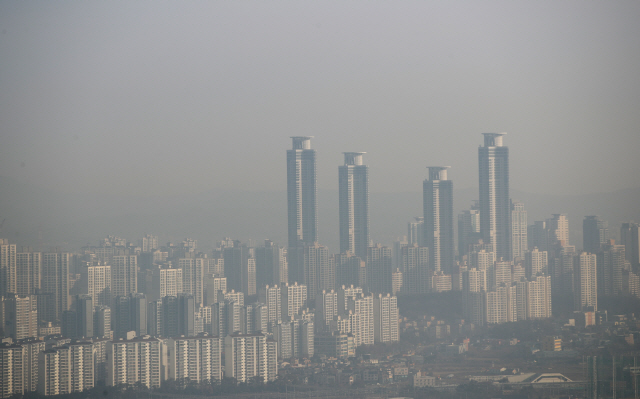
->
[583,216,609,253]
[339,152,369,260]
[478,133,510,261]
[423,166,454,274]
[287,137,317,284]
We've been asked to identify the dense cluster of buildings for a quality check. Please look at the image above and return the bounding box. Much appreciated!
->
[0,133,638,397]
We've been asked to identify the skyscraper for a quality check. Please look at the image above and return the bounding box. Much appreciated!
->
[287,136,317,249]
[621,222,640,267]
[41,252,71,321]
[287,137,317,288]
[478,133,510,261]
[423,166,454,274]
[583,216,609,253]
[339,152,369,260]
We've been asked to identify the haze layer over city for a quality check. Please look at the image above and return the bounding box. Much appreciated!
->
[1,2,640,399]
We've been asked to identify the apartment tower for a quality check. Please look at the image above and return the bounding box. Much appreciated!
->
[478,133,510,261]
[287,136,317,284]
[423,166,454,274]
[339,152,369,260]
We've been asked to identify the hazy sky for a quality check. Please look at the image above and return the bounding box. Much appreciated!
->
[1,1,639,198]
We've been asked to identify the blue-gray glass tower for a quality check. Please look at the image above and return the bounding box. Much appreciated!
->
[287,137,317,283]
[339,152,369,260]
[423,167,454,274]
[478,133,510,261]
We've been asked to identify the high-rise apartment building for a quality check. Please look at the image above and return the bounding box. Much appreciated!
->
[86,265,112,307]
[150,266,182,302]
[424,166,454,274]
[6,294,38,340]
[525,248,548,278]
[462,268,486,326]
[524,274,552,319]
[334,252,365,290]
[106,337,161,389]
[40,253,71,321]
[111,256,137,297]
[167,336,222,383]
[179,258,206,306]
[0,343,26,397]
[0,240,16,297]
[401,244,429,294]
[140,234,159,253]
[315,289,338,331]
[574,252,597,311]
[583,216,609,253]
[339,152,369,260]
[94,306,111,339]
[38,342,95,396]
[597,241,625,297]
[224,333,277,383]
[282,282,307,321]
[15,252,41,296]
[486,284,517,324]
[373,293,399,343]
[347,293,374,346]
[391,268,403,295]
[620,223,640,267]
[75,295,94,338]
[259,285,282,329]
[222,243,256,297]
[303,243,331,300]
[478,133,510,261]
[113,293,146,339]
[511,201,528,261]
[366,244,392,294]
[255,240,288,288]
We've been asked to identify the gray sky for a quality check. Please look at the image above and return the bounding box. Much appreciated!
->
[1,1,639,198]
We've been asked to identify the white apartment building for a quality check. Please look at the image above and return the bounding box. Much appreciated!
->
[166,336,221,383]
[224,333,276,383]
[87,265,112,307]
[106,337,161,389]
[373,293,399,343]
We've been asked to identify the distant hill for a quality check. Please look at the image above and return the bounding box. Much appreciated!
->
[0,175,638,252]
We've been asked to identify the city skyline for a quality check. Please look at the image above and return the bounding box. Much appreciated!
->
[1,2,639,200]
[1,2,640,397]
